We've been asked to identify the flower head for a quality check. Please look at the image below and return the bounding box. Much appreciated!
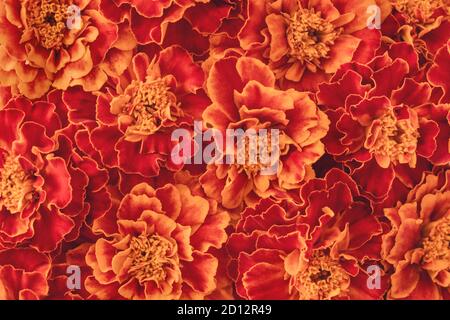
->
[201,55,329,209]
[383,169,450,299]
[0,0,131,98]
[227,169,386,299]
[85,183,229,299]
[238,0,388,91]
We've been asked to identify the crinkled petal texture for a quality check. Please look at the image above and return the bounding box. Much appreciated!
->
[0,98,85,252]
[201,55,329,209]
[382,169,450,300]
[0,0,448,302]
[90,45,209,178]
[227,169,387,300]
[238,0,388,91]
[85,183,230,300]
[99,0,199,45]
[0,0,133,98]
[317,42,446,202]
[0,248,51,299]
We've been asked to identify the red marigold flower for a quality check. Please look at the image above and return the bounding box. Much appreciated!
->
[0,248,51,299]
[52,123,113,242]
[85,182,230,299]
[317,42,443,201]
[0,98,75,251]
[200,55,329,209]
[238,0,389,91]
[0,0,133,99]
[382,169,450,300]
[227,169,387,300]
[90,45,209,177]
[382,0,450,61]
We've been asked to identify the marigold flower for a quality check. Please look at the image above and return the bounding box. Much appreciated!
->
[200,55,329,209]
[0,0,133,98]
[227,169,387,300]
[383,0,450,61]
[382,169,450,299]
[0,99,73,251]
[85,182,229,299]
[317,42,443,200]
[238,0,390,91]
[90,45,209,177]
[0,95,107,252]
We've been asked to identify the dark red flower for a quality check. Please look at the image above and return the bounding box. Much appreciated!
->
[382,0,450,62]
[0,0,133,98]
[0,98,74,251]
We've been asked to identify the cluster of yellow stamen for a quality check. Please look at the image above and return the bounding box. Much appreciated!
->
[0,155,34,214]
[125,78,181,137]
[422,216,450,264]
[294,251,350,300]
[26,0,70,50]
[393,0,448,24]
[285,9,341,66]
[369,111,419,166]
[128,234,176,284]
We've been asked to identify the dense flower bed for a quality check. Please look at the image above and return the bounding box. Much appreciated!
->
[0,0,448,300]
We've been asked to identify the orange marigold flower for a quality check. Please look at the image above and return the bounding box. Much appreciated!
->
[0,100,74,251]
[0,95,110,252]
[0,0,134,99]
[382,169,450,300]
[200,55,329,209]
[238,0,390,91]
[90,45,209,177]
[85,182,230,300]
[227,169,387,300]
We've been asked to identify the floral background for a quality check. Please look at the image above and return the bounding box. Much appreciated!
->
[0,0,448,300]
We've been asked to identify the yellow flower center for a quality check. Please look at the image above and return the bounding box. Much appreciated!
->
[0,155,35,214]
[295,251,350,300]
[128,234,177,284]
[369,110,419,166]
[26,0,70,50]
[124,78,181,137]
[286,9,341,65]
[394,0,448,23]
[422,216,450,264]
